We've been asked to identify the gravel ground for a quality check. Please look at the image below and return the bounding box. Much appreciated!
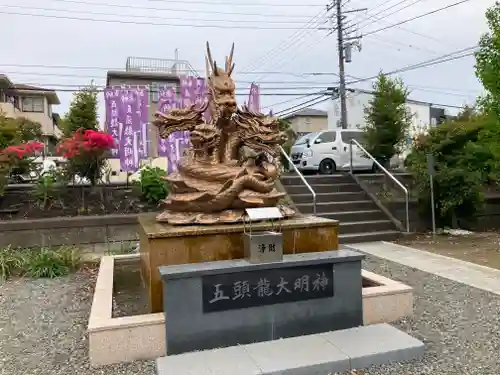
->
[356,255,500,375]
[2,255,500,375]
[0,267,156,375]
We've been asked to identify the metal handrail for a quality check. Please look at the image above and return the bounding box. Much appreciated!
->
[349,140,410,233]
[279,146,317,215]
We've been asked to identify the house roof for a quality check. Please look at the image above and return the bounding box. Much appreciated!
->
[0,74,14,89]
[282,108,328,120]
[13,84,61,105]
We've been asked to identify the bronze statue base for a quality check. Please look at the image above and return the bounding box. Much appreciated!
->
[155,205,296,225]
[138,213,340,313]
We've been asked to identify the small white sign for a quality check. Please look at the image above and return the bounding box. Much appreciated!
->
[245,207,283,222]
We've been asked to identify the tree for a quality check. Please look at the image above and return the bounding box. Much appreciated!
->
[475,1,500,118]
[278,119,296,171]
[62,83,99,136]
[362,72,412,166]
[0,113,42,149]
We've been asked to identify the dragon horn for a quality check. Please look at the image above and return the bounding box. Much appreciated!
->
[206,41,215,72]
[205,55,211,77]
[227,43,235,71]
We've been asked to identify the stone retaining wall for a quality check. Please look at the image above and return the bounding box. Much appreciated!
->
[0,214,140,251]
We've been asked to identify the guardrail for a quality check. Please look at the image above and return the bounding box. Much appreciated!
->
[279,146,317,215]
[349,140,410,232]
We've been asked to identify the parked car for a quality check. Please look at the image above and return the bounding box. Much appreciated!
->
[9,159,59,183]
[289,129,398,174]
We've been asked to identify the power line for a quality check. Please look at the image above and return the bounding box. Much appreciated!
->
[263,90,330,109]
[363,0,473,38]
[241,10,327,72]
[0,70,340,86]
[38,0,324,18]
[0,62,339,76]
[358,0,424,29]
[0,4,327,25]
[276,96,331,117]
[0,10,328,30]
[349,0,411,26]
[145,0,326,6]
[346,45,478,85]
[6,83,329,96]
[252,33,329,82]
[274,94,331,116]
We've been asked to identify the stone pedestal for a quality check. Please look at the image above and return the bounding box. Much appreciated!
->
[159,250,364,355]
[138,214,339,313]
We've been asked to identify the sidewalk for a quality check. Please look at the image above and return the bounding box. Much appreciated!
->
[346,241,500,296]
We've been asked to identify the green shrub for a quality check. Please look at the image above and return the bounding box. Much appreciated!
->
[25,248,70,278]
[406,115,497,227]
[136,166,169,204]
[57,246,82,272]
[0,245,26,280]
[0,246,82,280]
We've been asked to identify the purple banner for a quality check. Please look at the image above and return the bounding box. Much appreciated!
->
[104,88,121,158]
[137,88,149,160]
[105,87,149,167]
[248,83,260,112]
[119,90,141,172]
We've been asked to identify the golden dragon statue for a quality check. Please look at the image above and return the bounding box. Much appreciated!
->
[152,42,295,225]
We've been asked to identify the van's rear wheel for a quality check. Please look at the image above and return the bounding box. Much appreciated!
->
[319,159,336,175]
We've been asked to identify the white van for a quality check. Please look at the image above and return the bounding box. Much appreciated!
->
[289,129,374,174]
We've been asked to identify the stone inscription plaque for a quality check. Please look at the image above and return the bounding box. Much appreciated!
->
[202,264,334,313]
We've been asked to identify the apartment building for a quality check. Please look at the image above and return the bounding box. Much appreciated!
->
[0,74,61,151]
[105,56,201,180]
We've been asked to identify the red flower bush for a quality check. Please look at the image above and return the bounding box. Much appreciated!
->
[3,141,44,159]
[57,128,115,159]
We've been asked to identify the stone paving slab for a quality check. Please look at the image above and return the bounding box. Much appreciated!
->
[156,324,424,375]
[321,323,424,370]
[242,333,350,375]
[346,241,500,295]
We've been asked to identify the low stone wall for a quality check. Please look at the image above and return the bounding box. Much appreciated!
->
[0,214,140,251]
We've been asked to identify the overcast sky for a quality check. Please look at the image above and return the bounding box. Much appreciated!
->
[0,0,493,122]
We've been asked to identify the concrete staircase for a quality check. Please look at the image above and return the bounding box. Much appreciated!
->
[281,174,401,244]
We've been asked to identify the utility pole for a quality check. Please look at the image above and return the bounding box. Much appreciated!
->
[325,1,366,129]
[335,0,348,129]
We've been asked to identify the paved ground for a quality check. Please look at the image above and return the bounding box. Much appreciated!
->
[348,241,500,296]
[397,232,500,269]
[3,243,500,374]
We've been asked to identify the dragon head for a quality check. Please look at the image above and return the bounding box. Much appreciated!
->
[205,42,237,120]
[235,110,287,159]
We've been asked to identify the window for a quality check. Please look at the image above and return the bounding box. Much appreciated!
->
[341,131,364,144]
[22,97,44,112]
[294,132,321,145]
[318,131,336,143]
[151,82,160,103]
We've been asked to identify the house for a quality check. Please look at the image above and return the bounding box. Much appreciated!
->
[0,74,61,151]
[282,108,328,135]
[327,88,447,134]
